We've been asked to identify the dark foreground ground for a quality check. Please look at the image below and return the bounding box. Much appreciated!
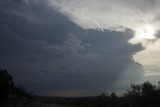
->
[43,104,63,107]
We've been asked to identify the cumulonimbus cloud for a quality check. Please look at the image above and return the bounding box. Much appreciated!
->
[0,0,153,96]
[48,0,160,79]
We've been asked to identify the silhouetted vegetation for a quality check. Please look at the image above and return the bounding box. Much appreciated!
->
[0,70,41,107]
[2,69,160,107]
[124,81,160,107]
[40,81,160,107]
[0,69,14,100]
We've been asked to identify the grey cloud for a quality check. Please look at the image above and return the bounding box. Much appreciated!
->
[0,0,82,44]
[0,0,145,96]
[42,35,86,59]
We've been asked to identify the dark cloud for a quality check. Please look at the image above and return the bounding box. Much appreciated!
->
[0,0,144,96]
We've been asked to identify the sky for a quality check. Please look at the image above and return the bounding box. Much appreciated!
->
[1,0,160,96]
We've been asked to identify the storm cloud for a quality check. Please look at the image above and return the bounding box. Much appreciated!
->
[0,0,145,96]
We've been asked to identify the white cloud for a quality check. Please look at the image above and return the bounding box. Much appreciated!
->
[49,0,159,30]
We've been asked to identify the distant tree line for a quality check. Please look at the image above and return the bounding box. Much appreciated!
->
[0,69,41,107]
[55,81,160,107]
[44,82,160,107]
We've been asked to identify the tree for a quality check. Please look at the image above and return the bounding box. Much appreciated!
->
[127,83,141,96]
[0,70,14,100]
[110,92,119,106]
[111,92,117,99]
[141,81,155,96]
[124,81,158,107]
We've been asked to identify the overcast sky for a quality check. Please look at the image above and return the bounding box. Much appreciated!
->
[1,0,160,96]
